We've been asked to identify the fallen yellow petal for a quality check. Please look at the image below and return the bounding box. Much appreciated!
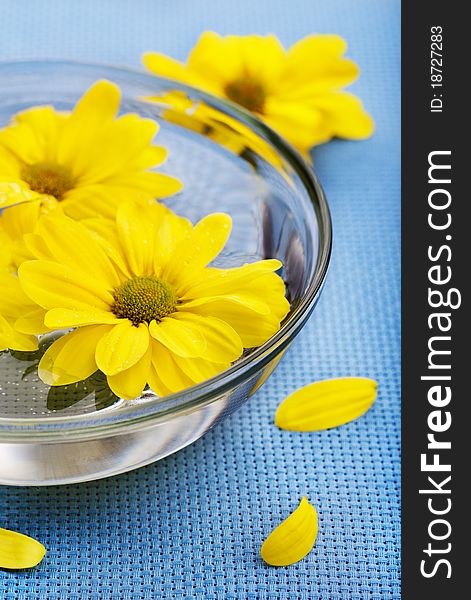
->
[0,528,46,569]
[275,377,378,431]
[260,497,318,566]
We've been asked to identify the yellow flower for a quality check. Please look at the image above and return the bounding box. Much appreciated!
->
[143,32,374,155]
[0,271,41,352]
[16,201,290,400]
[0,80,182,219]
[275,377,378,431]
[0,527,46,569]
[260,497,318,566]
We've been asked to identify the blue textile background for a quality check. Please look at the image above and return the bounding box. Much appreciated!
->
[0,1,400,598]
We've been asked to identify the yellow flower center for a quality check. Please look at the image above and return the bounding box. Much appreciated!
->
[225,79,266,113]
[21,162,76,200]
[112,276,177,325]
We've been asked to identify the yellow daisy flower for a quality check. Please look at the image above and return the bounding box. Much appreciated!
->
[0,80,182,220]
[0,271,40,352]
[143,32,374,155]
[16,201,290,400]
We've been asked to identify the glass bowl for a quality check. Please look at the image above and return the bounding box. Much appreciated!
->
[0,61,331,485]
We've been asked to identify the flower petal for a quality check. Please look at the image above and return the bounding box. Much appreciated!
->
[0,528,46,570]
[18,260,113,311]
[36,214,119,288]
[116,200,164,275]
[44,308,120,329]
[181,294,271,315]
[181,265,290,326]
[72,80,120,124]
[146,359,174,397]
[107,171,182,198]
[152,209,193,273]
[172,353,229,385]
[56,80,121,172]
[173,312,243,363]
[23,231,55,261]
[38,326,110,386]
[143,52,193,84]
[0,196,41,239]
[181,259,282,298]
[283,34,358,90]
[275,378,378,431]
[126,144,168,170]
[310,92,375,140]
[0,314,38,352]
[0,106,63,165]
[15,308,49,335]
[260,497,318,566]
[163,213,232,285]
[0,272,40,350]
[184,298,283,347]
[72,114,158,184]
[187,32,247,90]
[229,34,286,88]
[107,343,152,400]
[0,271,37,317]
[264,100,329,148]
[149,339,195,393]
[149,317,206,358]
[95,320,150,376]
[61,185,130,220]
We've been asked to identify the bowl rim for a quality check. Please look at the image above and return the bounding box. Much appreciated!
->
[0,59,332,440]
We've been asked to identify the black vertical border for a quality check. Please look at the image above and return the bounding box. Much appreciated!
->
[402,2,466,598]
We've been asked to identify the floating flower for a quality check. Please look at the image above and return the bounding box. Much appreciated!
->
[16,201,290,399]
[275,377,378,431]
[0,527,46,569]
[0,80,182,219]
[0,272,43,352]
[143,32,374,156]
[260,497,318,566]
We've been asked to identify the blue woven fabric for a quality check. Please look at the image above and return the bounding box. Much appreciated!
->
[0,1,400,598]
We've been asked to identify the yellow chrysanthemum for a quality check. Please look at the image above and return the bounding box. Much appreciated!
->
[0,271,41,352]
[15,201,290,400]
[143,32,374,155]
[0,80,182,220]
